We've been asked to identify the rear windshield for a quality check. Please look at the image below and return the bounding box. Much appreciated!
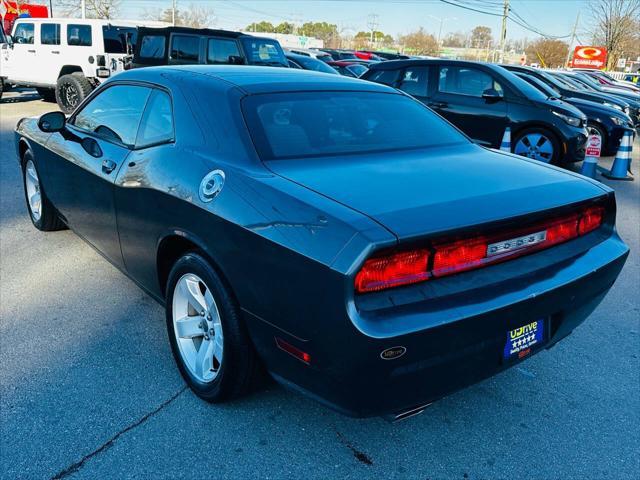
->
[293,55,338,74]
[242,91,467,161]
[347,64,368,77]
[103,25,137,54]
[240,37,287,66]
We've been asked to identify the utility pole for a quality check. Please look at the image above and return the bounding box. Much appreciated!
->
[565,11,580,67]
[81,0,85,19]
[367,13,379,45]
[498,0,509,63]
[172,0,177,26]
[429,15,456,52]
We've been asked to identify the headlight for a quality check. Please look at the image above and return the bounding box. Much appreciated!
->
[611,116,625,126]
[552,110,582,127]
[604,102,623,111]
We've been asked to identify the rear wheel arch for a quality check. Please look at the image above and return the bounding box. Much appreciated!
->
[156,233,236,303]
[57,65,83,78]
[18,138,30,163]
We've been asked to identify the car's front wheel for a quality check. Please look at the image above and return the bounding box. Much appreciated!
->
[21,149,65,231]
[165,252,261,402]
[513,127,560,164]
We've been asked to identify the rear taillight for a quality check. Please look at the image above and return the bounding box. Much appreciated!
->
[355,205,605,293]
[578,206,604,235]
[355,249,430,293]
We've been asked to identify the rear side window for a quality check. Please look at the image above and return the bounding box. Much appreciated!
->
[439,66,501,97]
[240,38,287,66]
[67,24,92,46]
[13,23,34,44]
[139,35,166,59]
[170,35,200,63]
[399,67,429,97]
[73,85,151,146]
[242,91,467,160]
[136,90,174,148]
[207,38,240,64]
[41,23,61,45]
[103,26,137,54]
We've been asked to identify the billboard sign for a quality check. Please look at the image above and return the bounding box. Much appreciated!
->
[571,46,608,69]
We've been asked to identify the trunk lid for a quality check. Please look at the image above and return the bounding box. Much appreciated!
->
[267,144,605,240]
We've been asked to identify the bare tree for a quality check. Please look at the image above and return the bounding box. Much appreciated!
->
[55,0,121,19]
[525,39,569,68]
[399,28,438,56]
[145,3,215,28]
[588,0,640,69]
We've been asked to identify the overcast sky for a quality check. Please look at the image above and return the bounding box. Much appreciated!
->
[105,0,590,41]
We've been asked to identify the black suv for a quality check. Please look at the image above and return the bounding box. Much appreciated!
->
[132,27,288,68]
[362,59,589,164]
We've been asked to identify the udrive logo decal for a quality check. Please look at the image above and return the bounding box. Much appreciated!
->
[572,46,607,69]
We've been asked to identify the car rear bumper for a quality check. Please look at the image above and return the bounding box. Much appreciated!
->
[253,232,628,417]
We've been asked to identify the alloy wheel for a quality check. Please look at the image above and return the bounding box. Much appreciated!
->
[24,159,42,222]
[514,133,554,163]
[172,273,224,383]
[62,84,79,109]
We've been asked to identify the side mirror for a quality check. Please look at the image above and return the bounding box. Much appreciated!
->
[38,111,66,133]
[482,88,503,102]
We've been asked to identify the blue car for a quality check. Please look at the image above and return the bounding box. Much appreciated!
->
[15,66,629,418]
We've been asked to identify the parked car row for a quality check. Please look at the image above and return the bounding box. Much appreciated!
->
[2,18,636,168]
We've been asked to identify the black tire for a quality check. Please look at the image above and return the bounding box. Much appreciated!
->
[0,78,4,100]
[21,149,66,231]
[165,252,261,402]
[36,87,57,103]
[55,73,93,114]
[512,127,561,165]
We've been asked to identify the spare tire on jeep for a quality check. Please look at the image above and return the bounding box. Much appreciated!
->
[56,73,93,114]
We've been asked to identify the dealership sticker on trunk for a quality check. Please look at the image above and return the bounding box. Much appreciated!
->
[504,320,544,362]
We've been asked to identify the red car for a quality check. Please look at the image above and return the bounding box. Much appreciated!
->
[354,51,383,61]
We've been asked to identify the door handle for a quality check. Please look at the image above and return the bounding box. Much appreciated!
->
[428,101,448,108]
[27,49,36,53]
[101,159,117,174]
[51,50,60,54]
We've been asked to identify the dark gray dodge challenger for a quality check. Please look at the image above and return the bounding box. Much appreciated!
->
[15,66,629,419]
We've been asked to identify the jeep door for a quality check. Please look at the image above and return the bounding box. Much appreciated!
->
[4,21,39,83]
[429,65,508,147]
[39,22,63,85]
[43,83,153,268]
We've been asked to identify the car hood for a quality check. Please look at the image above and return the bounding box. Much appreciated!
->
[566,90,630,108]
[566,97,625,117]
[267,143,605,240]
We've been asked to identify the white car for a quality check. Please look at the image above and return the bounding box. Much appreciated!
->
[0,18,166,112]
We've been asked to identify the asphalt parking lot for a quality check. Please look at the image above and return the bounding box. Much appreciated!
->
[1,90,638,480]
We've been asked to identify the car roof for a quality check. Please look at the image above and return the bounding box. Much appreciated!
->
[14,18,166,27]
[137,26,259,39]
[370,58,507,73]
[115,65,395,94]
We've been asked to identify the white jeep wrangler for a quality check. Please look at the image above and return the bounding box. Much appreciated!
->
[1,18,164,113]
